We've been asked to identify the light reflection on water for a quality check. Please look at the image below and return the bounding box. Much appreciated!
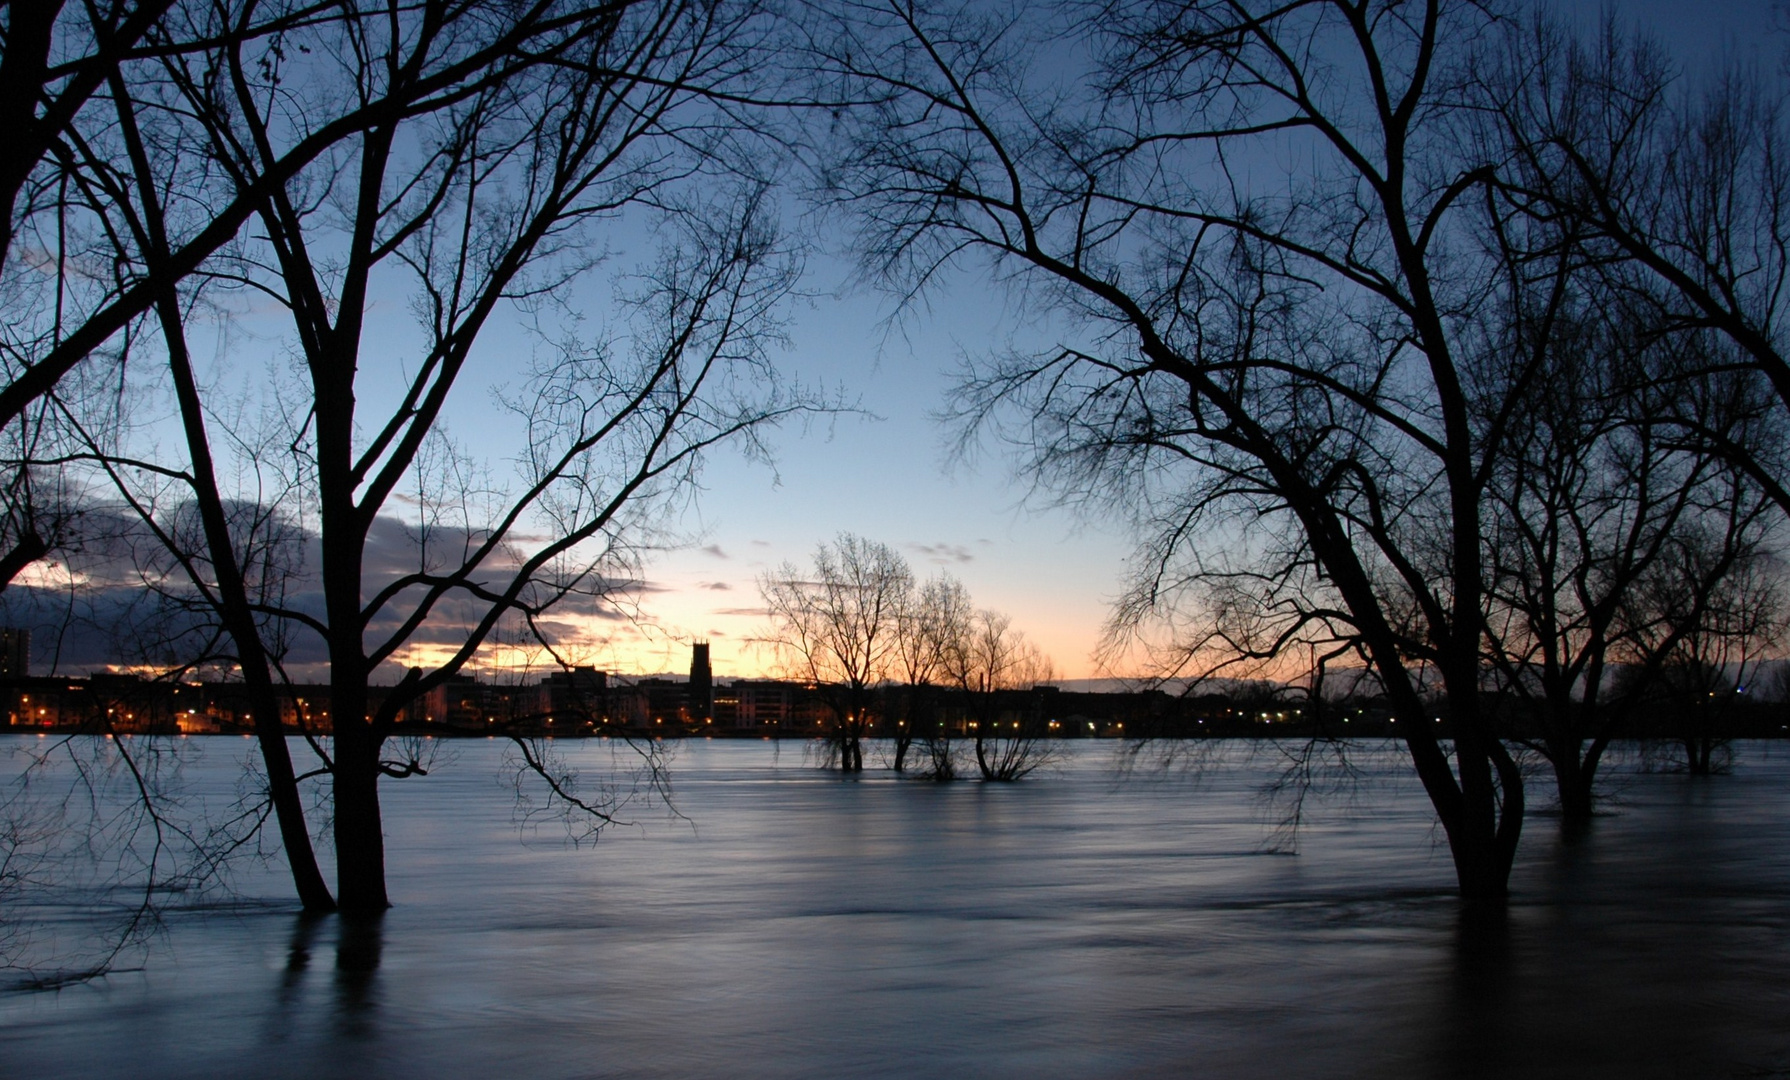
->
[3,738,1789,1079]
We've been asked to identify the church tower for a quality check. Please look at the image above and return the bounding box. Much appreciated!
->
[688,641,713,721]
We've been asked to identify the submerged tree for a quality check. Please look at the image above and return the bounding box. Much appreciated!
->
[809,0,1782,894]
[759,533,911,772]
[941,607,1056,781]
[42,0,806,915]
[812,1,1785,861]
[1630,535,1788,775]
[815,0,1549,898]
[888,572,969,773]
[758,535,1058,780]
[1472,263,1782,825]
[1455,12,1790,823]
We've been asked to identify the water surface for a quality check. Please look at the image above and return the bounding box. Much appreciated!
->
[2,737,1787,1078]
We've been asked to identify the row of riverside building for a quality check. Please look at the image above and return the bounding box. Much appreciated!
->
[0,641,921,735]
[0,640,1151,737]
[0,669,839,736]
[12,636,1526,739]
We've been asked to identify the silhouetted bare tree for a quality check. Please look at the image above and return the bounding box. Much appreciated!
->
[1629,531,1789,775]
[1488,16,1790,516]
[760,533,911,772]
[0,2,434,593]
[941,606,1056,780]
[815,0,1537,897]
[1475,288,1782,826]
[0,0,178,568]
[49,0,806,914]
[888,572,968,772]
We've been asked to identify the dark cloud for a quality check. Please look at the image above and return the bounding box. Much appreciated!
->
[699,581,732,591]
[357,513,535,581]
[701,544,729,559]
[1,506,647,682]
[907,541,976,565]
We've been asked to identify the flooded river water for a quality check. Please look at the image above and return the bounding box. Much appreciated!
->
[2,737,1787,1078]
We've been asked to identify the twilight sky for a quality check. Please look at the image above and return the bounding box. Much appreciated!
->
[575,269,1134,682]
[6,0,1779,685]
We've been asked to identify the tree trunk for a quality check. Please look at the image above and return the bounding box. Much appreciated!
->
[251,692,336,912]
[892,696,915,773]
[1392,710,1522,903]
[332,716,390,914]
[114,71,338,911]
[1684,737,1713,775]
[1552,751,1595,835]
[0,0,62,270]
[837,730,863,773]
[1394,706,1523,903]
[1448,838,1513,902]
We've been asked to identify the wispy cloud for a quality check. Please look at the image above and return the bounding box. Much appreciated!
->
[701,544,729,559]
[908,541,976,565]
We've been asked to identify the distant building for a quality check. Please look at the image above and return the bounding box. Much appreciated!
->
[688,642,713,721]
[413,673,486,728]
[730,679,827,730]
[0,628,28,678]
[634,677,687,727]
[712,681,740,726]
[541,666,609,727]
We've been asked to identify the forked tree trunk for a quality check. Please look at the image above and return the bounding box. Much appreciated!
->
[892,693,915,772]
[1384,670,1524,903]
[1419,729,1524,902]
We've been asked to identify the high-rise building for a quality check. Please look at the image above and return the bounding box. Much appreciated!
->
[0,628,28,679]
[688,641,713,721]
